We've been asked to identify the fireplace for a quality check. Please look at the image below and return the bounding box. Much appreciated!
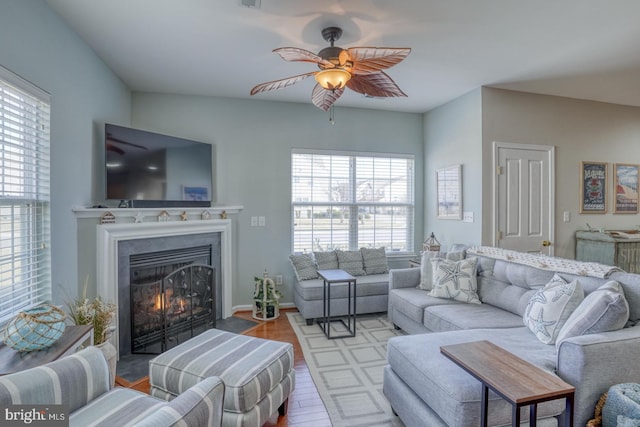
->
[95,220,234,357]
[129,246,216,354]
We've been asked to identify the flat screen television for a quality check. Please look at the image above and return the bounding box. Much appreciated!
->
[105,123,213,207]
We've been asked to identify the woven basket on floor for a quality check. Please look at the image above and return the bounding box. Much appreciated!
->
[2,305,66,352]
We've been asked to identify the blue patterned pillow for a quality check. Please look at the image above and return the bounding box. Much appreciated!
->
[314,251,339,270]
[360,247,388,274]
[523,274,584,345]
[336,250,366,276]
[428,257,480,304]
[289,254,318,281]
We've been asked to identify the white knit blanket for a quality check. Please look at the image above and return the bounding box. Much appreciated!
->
[466,246,622,278]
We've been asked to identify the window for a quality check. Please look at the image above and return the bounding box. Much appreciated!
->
[0,66,51,325]
[292,150,414,254]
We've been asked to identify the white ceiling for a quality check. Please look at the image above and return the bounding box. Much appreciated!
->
[45,0,640,113]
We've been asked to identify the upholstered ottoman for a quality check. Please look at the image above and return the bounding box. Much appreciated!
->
[149,328,295,427]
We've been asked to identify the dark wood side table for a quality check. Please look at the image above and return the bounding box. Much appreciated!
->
[0,325,94,375]
[317,269,356,339]
[440,340,574,427]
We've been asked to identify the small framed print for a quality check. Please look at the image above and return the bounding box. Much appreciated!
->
[436,164,462,219]
[613,163,639,214]
[580,161,607,214]
[182,186,209,201]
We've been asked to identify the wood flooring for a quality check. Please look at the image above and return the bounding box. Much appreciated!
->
[115,308,331,426]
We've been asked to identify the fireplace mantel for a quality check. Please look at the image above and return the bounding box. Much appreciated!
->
[96,220,233,355]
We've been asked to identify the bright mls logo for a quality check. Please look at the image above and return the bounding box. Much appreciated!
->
[1,405,68,426]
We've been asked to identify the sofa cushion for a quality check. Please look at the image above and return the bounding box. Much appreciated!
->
[424,303,525,331]
[336,250,366,276]
[314,251,338,270]
[523,273,584,344]
[556,280,629,346]
[289,253,318,280]
[386,328,563,426]
[389,288,461,325]
[429,257,481,304]
[295,274,388,300]
[361,247,388,274]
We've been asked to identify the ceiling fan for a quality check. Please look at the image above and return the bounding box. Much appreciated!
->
[250,27,411,111]
[106,134,148,155]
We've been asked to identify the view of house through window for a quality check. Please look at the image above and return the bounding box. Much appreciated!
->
[292,150,414,254]
[0,66,51,325]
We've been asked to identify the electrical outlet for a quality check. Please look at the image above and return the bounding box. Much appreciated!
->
[563,211,571,222]
[275,274,283,285]
[258,216,265,227]
[251,216,258,226]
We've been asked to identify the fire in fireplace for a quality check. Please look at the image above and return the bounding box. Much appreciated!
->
[129,246,216,354]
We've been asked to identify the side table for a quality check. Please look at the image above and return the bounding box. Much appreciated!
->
[440,340,574,427]
[0,325,94,375]
[317,269,356,339]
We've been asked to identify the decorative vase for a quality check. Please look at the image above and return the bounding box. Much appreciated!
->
[2,305,66,352]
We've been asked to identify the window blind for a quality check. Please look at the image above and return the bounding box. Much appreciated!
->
[0,66,51,325]
[292,150,414,254]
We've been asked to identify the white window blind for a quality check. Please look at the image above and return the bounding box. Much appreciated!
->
[0,66,51,325]
[292,150,414,254]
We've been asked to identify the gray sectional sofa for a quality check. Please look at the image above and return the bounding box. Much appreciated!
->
[290,248,389,325]
[384,247,640,426]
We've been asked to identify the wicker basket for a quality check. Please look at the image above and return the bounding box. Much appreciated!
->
[2,305,67,352]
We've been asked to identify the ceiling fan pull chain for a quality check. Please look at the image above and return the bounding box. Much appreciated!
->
[329,105,335,125]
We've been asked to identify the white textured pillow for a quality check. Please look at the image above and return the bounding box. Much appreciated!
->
[289,254,318,281]
[418,251,466,290]
[428,257,481,304]
[523,274,584,344]
[556,280,629,346]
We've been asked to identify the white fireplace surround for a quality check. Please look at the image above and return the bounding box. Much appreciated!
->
[96,220,233,355]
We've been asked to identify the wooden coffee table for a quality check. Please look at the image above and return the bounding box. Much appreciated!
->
[440,340,574,427]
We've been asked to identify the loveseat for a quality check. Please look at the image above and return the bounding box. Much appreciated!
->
[290,248,389,325]
[0,346,225,427]
[384,246,640,426]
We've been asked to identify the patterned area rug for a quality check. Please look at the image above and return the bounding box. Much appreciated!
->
[286,312,406,427]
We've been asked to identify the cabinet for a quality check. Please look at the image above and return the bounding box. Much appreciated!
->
[575,230,640,273]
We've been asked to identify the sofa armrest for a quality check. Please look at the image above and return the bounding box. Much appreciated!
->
[134,377,225,427]
[389,267,420,290]
[0,346,110,413]
[557,327,640,426]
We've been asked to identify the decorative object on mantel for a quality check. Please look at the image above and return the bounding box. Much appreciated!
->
[180,211,188,221]
[252,270,281,321]
[219,210,228,219]
[134,211,144,223]
[100,211,116,224]
[201,210,212,220]
[158,210,170,222]
[423,232,441,252]
[2,305,67,352]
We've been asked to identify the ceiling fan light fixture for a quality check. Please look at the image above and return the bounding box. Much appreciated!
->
[315,68,351,90]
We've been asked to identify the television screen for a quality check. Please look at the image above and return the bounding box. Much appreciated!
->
[105,124,213,207]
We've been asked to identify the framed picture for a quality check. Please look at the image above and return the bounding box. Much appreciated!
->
[436,164,462,219]
[182,186,209,201]
[613,163,639,213]
[580,161,607,214]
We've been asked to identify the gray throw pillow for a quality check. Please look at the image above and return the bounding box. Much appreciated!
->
[336,250,366,276]
[289,253,318,281]
[314,251,339,270]
[361,247,388,274]
[556,280,629,347]
[523,274,584,345]
[428,257,481,304]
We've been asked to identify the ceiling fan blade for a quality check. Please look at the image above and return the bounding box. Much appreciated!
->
[347,47,411,75]
[311,84,344,111]
[250,72,317,95]
[347,72,407,98]
[274,47,334,68]
[106,143,125,155]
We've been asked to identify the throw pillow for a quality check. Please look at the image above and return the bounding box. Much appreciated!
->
[361,247,388,274]
[556,280,629,346]
[288,253,318,281]
[523,274,584,345]
[314,251,339,270]
[336,250,366,276]
[428,257,481,304]
[418,251,467,290]
[618,416,640,427]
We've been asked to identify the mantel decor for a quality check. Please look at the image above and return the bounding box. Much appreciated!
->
[436,164,462,219]
[580,161,607,214]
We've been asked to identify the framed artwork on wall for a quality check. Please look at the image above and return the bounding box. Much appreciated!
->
[182,186,209,201]
[436,164,462,219]
[580,161,607,214]
[613,163,639,214]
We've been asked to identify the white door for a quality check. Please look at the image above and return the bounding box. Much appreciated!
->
[493,142,555,255]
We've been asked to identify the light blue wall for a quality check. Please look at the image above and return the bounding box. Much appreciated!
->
[424,89,483,250]
[131,93,424,308]
[0,1,131,303]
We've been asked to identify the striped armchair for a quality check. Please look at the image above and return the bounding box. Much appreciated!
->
[0,346,225,427]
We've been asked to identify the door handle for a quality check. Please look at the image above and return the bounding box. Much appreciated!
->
[542,240,552,247]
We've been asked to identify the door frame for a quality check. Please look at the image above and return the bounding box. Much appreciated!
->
[492,141,556,255]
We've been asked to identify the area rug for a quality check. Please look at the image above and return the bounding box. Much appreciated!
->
[286,312,406,427]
